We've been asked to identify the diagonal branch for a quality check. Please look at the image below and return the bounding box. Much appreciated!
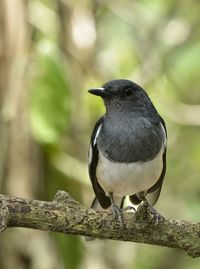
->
[0,190,199,258]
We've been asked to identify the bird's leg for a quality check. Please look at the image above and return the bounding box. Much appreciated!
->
[119,196,125,209]
[138,193,164,225]
[120,196,136,212]
[109,193,125,228]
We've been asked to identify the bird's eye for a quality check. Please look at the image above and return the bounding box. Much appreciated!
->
[124,88,132,96]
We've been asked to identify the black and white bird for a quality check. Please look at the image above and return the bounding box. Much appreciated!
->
[88,79,167,225]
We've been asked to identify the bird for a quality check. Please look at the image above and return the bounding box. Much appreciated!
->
[88,79,167,227]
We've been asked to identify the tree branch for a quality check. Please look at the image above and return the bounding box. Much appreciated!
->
[0,191,199,258]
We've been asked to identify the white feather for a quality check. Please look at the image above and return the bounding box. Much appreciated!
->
[160,122,167,147]
[88,144,93,165]
[88,123,102,165]
[93,124,102,146]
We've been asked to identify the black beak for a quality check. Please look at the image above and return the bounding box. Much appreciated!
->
[88,88,110,98]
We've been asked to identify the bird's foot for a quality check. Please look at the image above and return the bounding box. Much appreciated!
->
[122,206,136,213]
[143,201,164,225]
[111,204,125,229]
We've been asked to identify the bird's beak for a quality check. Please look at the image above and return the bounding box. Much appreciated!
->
[88,88,110,98]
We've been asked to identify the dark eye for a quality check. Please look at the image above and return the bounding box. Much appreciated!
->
[124,87,132,96]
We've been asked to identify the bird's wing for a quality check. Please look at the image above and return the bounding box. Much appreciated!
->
[130,117,167,206]
[146,116,167,205]
[88,116,111,209]
[146,149,166,205]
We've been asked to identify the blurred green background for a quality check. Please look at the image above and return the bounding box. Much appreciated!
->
[0,0,200,268]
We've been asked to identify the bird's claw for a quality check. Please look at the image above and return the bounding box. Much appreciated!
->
[122,205,136,212]
[143,201,164,225]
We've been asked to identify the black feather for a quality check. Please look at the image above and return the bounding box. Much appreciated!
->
[129,194,141,205]
[88,117,111,209]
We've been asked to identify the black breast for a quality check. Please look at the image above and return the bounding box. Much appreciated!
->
[97,115,165,163]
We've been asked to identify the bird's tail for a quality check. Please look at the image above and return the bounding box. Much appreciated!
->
[91,196,125,210]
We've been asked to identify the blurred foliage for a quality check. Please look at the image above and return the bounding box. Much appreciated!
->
[30,44,71,144]
[55,234,84,269]
[2,0,200,268]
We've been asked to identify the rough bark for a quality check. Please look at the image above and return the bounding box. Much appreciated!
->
[0,190,199,258]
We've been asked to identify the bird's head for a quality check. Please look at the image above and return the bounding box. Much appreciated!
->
[88,79,149,113]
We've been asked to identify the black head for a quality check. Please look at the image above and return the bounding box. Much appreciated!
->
[89,79,145,98]
[88,79,150,112]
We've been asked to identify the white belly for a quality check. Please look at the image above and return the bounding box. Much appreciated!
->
[96,147,164,197]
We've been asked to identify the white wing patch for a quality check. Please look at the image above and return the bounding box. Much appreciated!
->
[93,124,102,146]
[88,144,93,165]
[160,122,167,148]
[88,123,102,166]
